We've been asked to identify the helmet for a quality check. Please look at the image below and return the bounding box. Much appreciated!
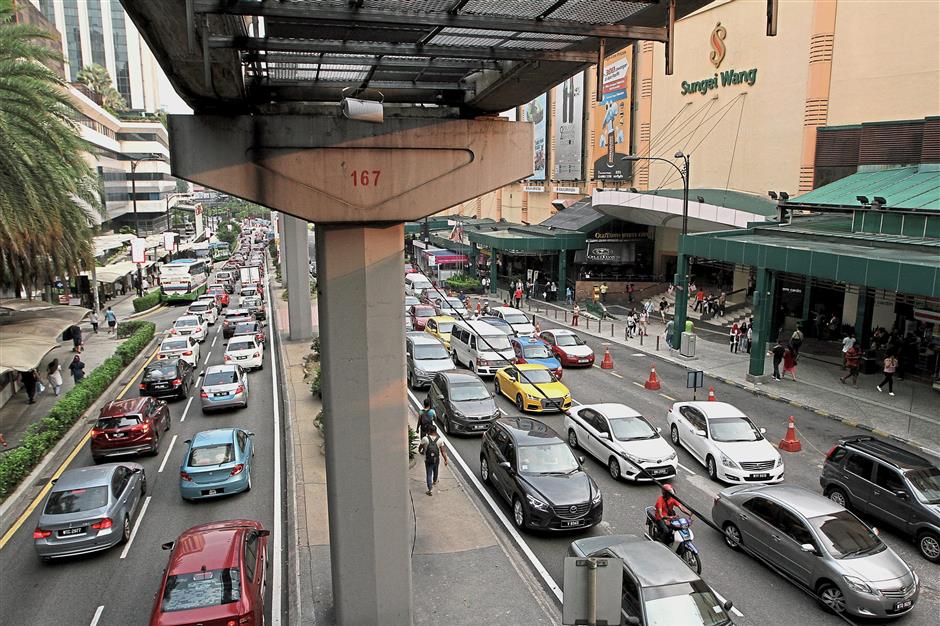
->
[661,483,675,494]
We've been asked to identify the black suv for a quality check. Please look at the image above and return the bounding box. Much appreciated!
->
[820,436,940,562]
[427,371,500,435]
[480,417,602,531]
[139,358,195,400]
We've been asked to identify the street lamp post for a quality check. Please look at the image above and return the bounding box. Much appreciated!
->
[623,152,690,350]
[129,154,162,297]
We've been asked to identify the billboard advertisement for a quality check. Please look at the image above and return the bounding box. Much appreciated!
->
[553,72,584,180]
[593,46,633,181]
[522,93,547,181]
[130,237,147,264]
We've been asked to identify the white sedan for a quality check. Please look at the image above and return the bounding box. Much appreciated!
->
[187,300,217,325]
[565,403,678,481]
[224,336,264,370]
[158,336,200,367]
[666,401,784,483]
[170,315,207,343]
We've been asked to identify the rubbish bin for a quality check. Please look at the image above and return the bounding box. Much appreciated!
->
[680,332,696,357]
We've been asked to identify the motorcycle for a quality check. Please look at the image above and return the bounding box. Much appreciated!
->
[645,506,702,574]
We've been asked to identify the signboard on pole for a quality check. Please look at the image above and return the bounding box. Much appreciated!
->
[593,46,633,181]
[163,231,178,252]
[553,72,584,180]
[130,237,147,264]
[687,370,704,400]
[194,203,205,239]
[522,93,548,181]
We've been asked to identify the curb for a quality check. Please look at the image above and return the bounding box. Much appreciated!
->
[126,302,167,320]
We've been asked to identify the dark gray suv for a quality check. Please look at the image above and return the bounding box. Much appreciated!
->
[820,436,940,563]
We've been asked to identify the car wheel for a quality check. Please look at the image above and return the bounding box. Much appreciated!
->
[826,487,849,509]
[567,429,579,449]
[141,474,148,496]
[494,378,501,396]
[918,531,940,563]
[407,370,414,389]
[817,582,847,615]
[246,472,252,492]
[608,457,621,480]
[670,425,680,445]
[723,522,742,551]
[120,515,131,544]
[452,351,460,366]
[164,415,171,431]
[469,361,476,374]
[512,498,527,530]
[92,456,103,465]
[480,457,490,484]
[515,394,525,412]
[706,456,718,481]
[444,416,452,435]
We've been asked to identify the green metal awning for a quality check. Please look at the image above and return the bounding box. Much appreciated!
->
[793,165,940,211]
[468,224,585,252]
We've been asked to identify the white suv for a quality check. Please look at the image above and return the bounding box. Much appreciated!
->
[187,300,217,325]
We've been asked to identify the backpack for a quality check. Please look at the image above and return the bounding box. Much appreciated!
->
[425,435,440,465]
[418,410,434,436]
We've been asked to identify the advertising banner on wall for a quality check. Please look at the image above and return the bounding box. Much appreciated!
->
[522,93,547,180]
[130,237,147,264]
[194,203,205,239]
[593,46,633,181]
[553,72,584,180]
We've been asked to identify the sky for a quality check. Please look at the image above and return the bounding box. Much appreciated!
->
[158,66,193,115]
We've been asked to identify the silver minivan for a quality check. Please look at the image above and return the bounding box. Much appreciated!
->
[406,333,453,389]
[449,320,514,376]
[712,484,918,619]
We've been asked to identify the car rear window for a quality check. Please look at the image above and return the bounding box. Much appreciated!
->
[176,318,198,327]
[189,444,235,467]
[204,371,238,386]
[189,304,209,312]
[234,323,257,334]
[162,340,189,351]
[96,415,142,429]
[229,341,255,352]
[161,567,241,612]
[144,365,178,380]
[44,486,109,514]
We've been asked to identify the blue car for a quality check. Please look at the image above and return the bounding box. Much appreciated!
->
[179,428,254,500]
[509,336,563,379]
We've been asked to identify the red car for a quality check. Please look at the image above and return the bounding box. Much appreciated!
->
[150,520,269,626]
[207,286,230,307]
[539,329,596,367]
[409,304,436,330]
[90,397,171,462]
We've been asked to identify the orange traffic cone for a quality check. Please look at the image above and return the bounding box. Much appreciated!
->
[707,386,716,401]
[600,346,614,369]
[779,416,802,452]
[644,365,661,390]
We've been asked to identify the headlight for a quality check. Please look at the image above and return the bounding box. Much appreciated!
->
[591,489,602,505]
[720,453,740,469]
[843,575,876,595]
[526,494,549,511]
[775,456,784,468]
[526,393,539,400]
[452,409,466,419]
[413,368,426,376]
[666,452,678,461]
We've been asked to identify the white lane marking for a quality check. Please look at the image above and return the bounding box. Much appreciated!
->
[659,393,676,402]
[677,462,696,475]
[119,495,152,559]
[632,381,645,388]
[407,388,564,604]
[180,396,194,423]
[89,606,104,626]
[712,589,745,617]
[203,350,212,365]
[570,398,581,406]
[158,435,178,473]
[610,372,623,379]
[211,333,218,347]
[266,278,283,626]
[631,353,645,357]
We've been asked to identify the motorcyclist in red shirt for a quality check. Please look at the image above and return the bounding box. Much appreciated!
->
[653,484,692,543]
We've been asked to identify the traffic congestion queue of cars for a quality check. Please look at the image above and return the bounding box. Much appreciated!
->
[32,227,274,626]
[401,265,935,622]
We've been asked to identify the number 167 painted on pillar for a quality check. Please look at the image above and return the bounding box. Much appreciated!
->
[350,170,381,186]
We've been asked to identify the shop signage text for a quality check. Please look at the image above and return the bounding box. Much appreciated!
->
[554,186,581,195]
[681,68,757,96]
[524,185,545,193]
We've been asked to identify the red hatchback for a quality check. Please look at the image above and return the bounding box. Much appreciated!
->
[91,397,170,462]
[150,520,269,626]
[409,304,436,330]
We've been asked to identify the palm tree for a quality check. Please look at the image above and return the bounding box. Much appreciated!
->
[76,63,127,113]
[0,6,101,294]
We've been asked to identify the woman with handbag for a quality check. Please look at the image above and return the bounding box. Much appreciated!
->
[877,354,898,396]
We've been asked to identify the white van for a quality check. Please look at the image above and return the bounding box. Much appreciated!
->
[405,273,434,298]
[490,306,535,335]
[450,320,515,376]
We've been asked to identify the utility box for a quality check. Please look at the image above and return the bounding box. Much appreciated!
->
[680,332,696,357]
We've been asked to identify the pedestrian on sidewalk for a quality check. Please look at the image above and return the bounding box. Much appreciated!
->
[417,398,436,440]
[19,368,39,404]
[638,310,649,337]
[550,281,557,302]
[142,277,150,292]
[841,345,861,387]
[105,306,117,335]
[47,359,63,396]
[693,289,704,312]
[513,285,523,308]
[668,283,676,298]
[68,355,86,384]
[841,333,856,369]
[729,323,739,353]
[769,339,785,381]
[601,281,609,303]
[69,323,83,353]
[418,423,448,496]
[565,286,573,304]
[877,354,898,396]
[90,310,100,334]
[782,346,798,381]
[627,283,634,303]
[659,297,669,323]
[790,326,804,358]
[572,303,580,327]
[717,292,726,317]
[745,325,753,354]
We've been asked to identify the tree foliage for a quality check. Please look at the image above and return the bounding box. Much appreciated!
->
[75,63,126,113]
[0,7,101,292]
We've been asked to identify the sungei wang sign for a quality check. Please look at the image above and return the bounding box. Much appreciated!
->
[681,22,757,96]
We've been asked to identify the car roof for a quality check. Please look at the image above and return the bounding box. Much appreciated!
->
[54,464,117,491]
[457,320,507,335]
[99,396,149,417]
[169,524,245,574]
[492,306,524,314]
[439,370,484,384]
[675,401,746,418]
[205,364,239,375]
[512,336,545,346]
[175,315,200,323]
[147,358,181,368]
[571,535,701,588]
[511,363,550,372]
[496,417,560,446]
[408,333,444,345]
[226,309,251,316]
[192,428,238,446]
[579,403,642,418]
[839,436,936,471]
[546,328,577,336]
[427,315,456,324]
[161,336,190,344]
[728,484,843,517]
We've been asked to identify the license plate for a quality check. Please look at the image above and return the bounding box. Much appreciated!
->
[215,392,230,397]
[60,527,84,536]
[206,489,218,495]
[110,433,126,438]
[751,473,770,479]
[649,468,668,476]
[154,383,168,388]
[474,423,489,430]
[237,356,247,360]
[562,520,583,528]
[579,358,589,363]
[894,600,912,611]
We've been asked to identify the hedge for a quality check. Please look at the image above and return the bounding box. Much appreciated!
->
[0,321,156,502]
[132,290,162,313]
[117,319,152,339]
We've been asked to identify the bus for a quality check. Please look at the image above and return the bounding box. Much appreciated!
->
[210,241,231,262]
[159,259,209,303]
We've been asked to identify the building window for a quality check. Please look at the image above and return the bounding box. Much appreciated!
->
[62,0,83,82]
[109,0,131,106]
[39,0,55,22]
[86,1,107,67]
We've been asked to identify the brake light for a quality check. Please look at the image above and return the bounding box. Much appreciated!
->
[33,528,52,539]
[200,391,208,398]
[158,354,166,360]
[238,614,253,625]
[224,354,232,361]
[182,350,193,356]
[253,352,260,358]
[170,328,178,334]
[172,378,182,386]
[195,327,203,333]
[230,463,245,476]
[256,334,264,342]
[91,518,113,530]
[133,422,151,433]
[235,385,245,394]
[825,445,838,459]
[139,383,146,390]
[180,471,192,481]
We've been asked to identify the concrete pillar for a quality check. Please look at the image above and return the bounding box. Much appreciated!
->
[672,252,690,349]
[748,267,776,379]
[489,250,498,295]
[283,214,314,340]
[558,249,567,292]
[315,223,411,625]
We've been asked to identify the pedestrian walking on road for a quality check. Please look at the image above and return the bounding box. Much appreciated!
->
[769,339,785,381]
[68,355,86,384]
[418,424,448,496]
[841,345,861,387]
[105,306,117,335]
[877,355,898,396]
[782,346,798,381]
[69,323,83,353]
[417,398,436,440]
[841,333,856,369]
[729,323,739,353]
[790,326,804,358]
[572,303,580,327]
[20,368,39,404]
[90,310,100,334]
[47,359,63,396]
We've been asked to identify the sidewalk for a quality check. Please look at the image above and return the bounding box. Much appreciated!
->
[277,288,560,624]
[523,295,940,455]
[0,290,157,449]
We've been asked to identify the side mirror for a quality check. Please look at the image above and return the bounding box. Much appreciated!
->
[184,439,191,444]
[872,527,880,536]
[894,490,908,500]
[246,431,255,437]
[599,432,610,440]
[759,427,767,434]
[498,461,512,473]
[625,617,641,626]
[722,600,734,611]
[656,427,662,433]
[88,418,98,425]
[578,456,585,464]
[257,529,271,537]
[695,429,707,437]
[161,541,175,551]
[133,467,143,473]
[800,543,817,554]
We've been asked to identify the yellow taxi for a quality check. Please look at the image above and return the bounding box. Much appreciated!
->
[494,363,572,413]
[424,315,456,350]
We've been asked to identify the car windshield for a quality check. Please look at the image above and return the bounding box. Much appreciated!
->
[517,443,579,475]
[906,468,940,504]
[609,416,658,441]
[708,416,763,442]
[808,510,885,559]
[450,382,490,402]
[234,323,257,334]
[480,334,512,352]
[518,369,555,385]
[644,581,733,626]
[204,371,238,386]
[161,567,241,612]
[229,341,255,352]
[435,322,454,334]
[162,340,188,351]
[523,344,551,359]
[175,318,198,327]
[503,313,529,325]
[96,415,141,429]
[45,486,109,514]
[144,365,178,380]
[404,297,419,306]
[413,306,435,317]
[414,344,450,360]
[555,334,584,347]
[188,444,235,467]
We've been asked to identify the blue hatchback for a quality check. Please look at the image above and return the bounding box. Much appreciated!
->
[509,336,563,378]
[179,428,254,500]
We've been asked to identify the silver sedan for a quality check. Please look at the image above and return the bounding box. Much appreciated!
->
[200,364,249,412]
[33,463,146,561]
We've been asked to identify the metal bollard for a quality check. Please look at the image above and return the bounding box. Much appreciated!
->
[610,322,614,337]
[656,336,660,351]
[640,333,644,346]
[564,311,568,323]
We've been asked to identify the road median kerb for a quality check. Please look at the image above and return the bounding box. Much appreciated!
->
[0,333,160,539]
